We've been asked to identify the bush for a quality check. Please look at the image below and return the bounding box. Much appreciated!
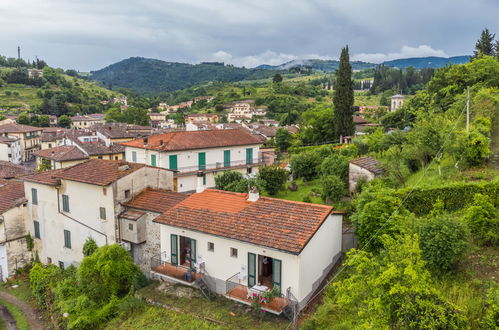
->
[82,237,98,257]
[321,175,346,202]
[290,150,322,181]
[419,215,469,272]
[320,154,350,181]
[463,194,498,246]
[257,165,288,195]
[214,171,244,190]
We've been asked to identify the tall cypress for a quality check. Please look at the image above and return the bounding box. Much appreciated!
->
[333,46,355,140]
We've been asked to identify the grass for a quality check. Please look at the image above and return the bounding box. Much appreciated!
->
[354,92,382,107]
[0,84,43,110]
[0,280,34,304]
[136,282,289,329]
[266,178,324,204]
[0,298,29,330]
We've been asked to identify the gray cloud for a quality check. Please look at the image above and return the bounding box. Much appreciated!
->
[0,0,497,71]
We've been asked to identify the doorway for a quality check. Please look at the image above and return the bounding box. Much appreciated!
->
[179,236,196,268]
[258,255,273,288]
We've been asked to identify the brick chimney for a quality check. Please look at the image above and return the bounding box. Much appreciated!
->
[247,186,259,202]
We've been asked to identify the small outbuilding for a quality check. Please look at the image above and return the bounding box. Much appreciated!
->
[349,156,385,193]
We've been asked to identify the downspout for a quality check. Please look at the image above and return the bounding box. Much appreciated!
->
[56,187,108,244]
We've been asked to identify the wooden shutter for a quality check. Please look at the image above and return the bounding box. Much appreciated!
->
[272,258,282,293]
[190,239,196,264]
[169,155,178,170]
[151,154,157,166]
[246,148,253,164]
[33,221,40,239]
[99,207,106,220]
[132,151,137,162]
[198,152,206,170]
[62,195,69,212]
[248,252,256,287]
[224,150,231,167]
[64,230,71,249]
[170,234,178,266]
[31,188,38,205]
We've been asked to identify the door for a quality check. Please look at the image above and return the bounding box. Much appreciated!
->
[169,155,178,170]
[198,152,206,170]
[272,258,282,293]
[151,154,157,167]
[173,178,178,192]
[190,239,197,265]
[170,234,178,266]
[248,252,256,287]
[246,148,253,165]
[224,150,231,167]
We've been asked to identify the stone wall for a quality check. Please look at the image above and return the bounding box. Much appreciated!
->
[131,212,161,275]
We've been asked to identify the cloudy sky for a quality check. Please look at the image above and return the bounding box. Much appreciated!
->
[1,0,497,71]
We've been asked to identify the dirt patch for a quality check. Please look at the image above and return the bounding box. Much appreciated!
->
[460,247,499,281]
[156,281,203,298]
[0,304,17,330]
[0,291,45,330]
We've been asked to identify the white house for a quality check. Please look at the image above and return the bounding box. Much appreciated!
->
[122,129,264,192]
[390,94,405,111]
[151,188,343,314]
[0,179,31,281]
[22,159,174,268]
[0,136,21,164]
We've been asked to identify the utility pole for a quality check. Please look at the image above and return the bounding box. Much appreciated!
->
[17,46,20,67]
[466,87,470,132]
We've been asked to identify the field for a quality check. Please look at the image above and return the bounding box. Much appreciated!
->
[0,84,42,110]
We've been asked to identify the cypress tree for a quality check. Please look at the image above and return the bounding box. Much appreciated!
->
[474,28,496,58]
[333,46,355,140]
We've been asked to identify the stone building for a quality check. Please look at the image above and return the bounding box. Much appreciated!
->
[390,94,405,112]
[348,156,385,193]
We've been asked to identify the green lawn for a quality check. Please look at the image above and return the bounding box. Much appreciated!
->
[354,92,382,106]
[0,281,33,304]
[265,179,324,204]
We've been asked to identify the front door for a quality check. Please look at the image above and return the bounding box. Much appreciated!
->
[173,178,178,192]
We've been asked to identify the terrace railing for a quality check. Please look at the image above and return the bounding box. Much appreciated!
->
[174,158,264,173]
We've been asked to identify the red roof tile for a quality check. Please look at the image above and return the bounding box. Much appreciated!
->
[125,188,189,213]
[0,180,26,213]
[154,189,334,254]
[0,123,42,133]
[0,161,33,179]
[121,129,262,152]
[33,145,88,162]
[350,156,385,175]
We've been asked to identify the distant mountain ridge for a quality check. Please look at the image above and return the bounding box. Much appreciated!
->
[381,56,470,69]
[90,57,281,95]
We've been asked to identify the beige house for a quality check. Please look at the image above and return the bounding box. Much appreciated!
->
[0,179,30,281]
[184,114,219,124]
[70,114,106,129]
[33,145,89,169]
[348,156,385,193]
[0,123,43,162]
[22,159,174,268]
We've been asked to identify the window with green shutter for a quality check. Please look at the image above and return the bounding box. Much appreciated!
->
[99,207,106,220]
[131,151,137,162]
[151,154,157,166]
[31,188,38,205]
[33,221,40,239]
[248,252,256,287]
[246,148,253,165]
[62,195,70,213]
[224,150,231,167]
[63,230,71,249]
[198,152,206,170]
[169,155,178,170]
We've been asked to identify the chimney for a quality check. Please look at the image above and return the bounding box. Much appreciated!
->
[143,137,148,145]
[247,186,259,202]
[196,171,205,193]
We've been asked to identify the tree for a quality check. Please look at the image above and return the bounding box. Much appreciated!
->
[333,46,355,140]
[272,73,283,83]
[258,165,288,195]
[474,28,496,58]
[463,194,498,246]
[38,159,52,172]
[214,171,244,190]
[320,154,350,181]
[321,175,346,202]
[82,237,98,257]
[419,215,469,272]
[275,128,293,152]
[17,112,30,125]
[57,115,71,128]
[38,115,50,127]
[123,106,150,126]
[290,150,322,181]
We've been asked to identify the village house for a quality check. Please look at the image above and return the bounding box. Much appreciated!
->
[193,96,214,103]
[390,94,405,111]
[0,179,31,281]
[348,156,385,193]
[27,68,43,79]
[0,123,43,162]
[33,145,89,169]
[0,136,21,164]
[91,123,152,145]
[149,113,167,128]
[150,188,343,314]
[184,113,219,124]
[22,159,174,268]
[40,128,67,150]
[70,113,106,129]
[121,129,264,192]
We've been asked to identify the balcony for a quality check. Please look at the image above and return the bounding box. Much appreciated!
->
[225,273,295,315]
[173,158,264,176]
[150,253,204,285]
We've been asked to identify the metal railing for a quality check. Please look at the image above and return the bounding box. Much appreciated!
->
[174,158,263,173]
[150,253,200,283]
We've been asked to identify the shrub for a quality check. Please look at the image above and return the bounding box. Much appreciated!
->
[321,175,346,202]
[320,154,349,181]
[214,171,244,190]
[419,215,469,272]
[290,150,322,181]
[463,194,498,246]
[257,165,288,195]
[82,237,98,257]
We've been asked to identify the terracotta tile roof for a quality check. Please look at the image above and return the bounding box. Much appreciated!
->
[0,136,18,144]
[154,189,334,254]
[0,123,42,133]
[71,113,106,122]
[72,140,125,156]
[352,116,370,124]
[0,179,26,214]
[350,156,385,175]
[121,209,146,220]
[91,123,152,139]
[121,129,262,152]
[23,159,145,186]
[0,161,33,179]
[33,145,89,162]
[125,188,188,213]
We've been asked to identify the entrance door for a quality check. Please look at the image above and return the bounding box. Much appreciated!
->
[173,178,178,192]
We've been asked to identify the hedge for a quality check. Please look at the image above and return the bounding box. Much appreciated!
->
[397,180,499,216]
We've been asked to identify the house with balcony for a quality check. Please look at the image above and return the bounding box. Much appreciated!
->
[22,159,174,268]
[121,129,264,192]
[0,123,43,162]
[150,188,343,314]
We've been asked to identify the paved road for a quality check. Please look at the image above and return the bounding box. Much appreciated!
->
[0,291,45,330]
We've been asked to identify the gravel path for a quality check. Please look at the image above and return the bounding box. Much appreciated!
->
[0,291,45,330]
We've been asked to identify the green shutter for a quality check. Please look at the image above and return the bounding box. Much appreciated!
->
[169,155,178,170]
[170,234,178,266]
[64,230,71,249]
[31,188,38,205]
[62,195,70,213]
[272,258,282,293]
[132,151,137,162]
[190,239,197,264]
[99,207,106,220]
[224,150,231,167]
[198,152,206,170]
[33,221,40,239]
[203,174,206,185]
[246,148,253,164]
[151,154,157,166]
[248,252,256,287]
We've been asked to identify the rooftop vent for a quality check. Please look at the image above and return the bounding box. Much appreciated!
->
[247,186,259,202]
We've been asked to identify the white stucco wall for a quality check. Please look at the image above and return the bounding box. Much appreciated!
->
[0,205,31,279]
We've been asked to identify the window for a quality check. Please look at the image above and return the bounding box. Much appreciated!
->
[230,247,238,258]
[63,230,71,249]
[99,207,106,220]
[98,156,103,159]
[58,261,64,269]
[208,242,214,252]
[31,188,38,205]
[103,188,107,196]
[114,156,119,160]
[247,167,252,174]
[151,154,157,166]
[124,190,130,199]
[203,174,206,185]
[131,151,137,162]
[223,150,231,167]
[128,223,133,231]
[246,148,253,165]
[47,257,52,264]
[62,194,70,212]
[48,144,52,148]
[198,152,206,170]
[169,155,178,170]
[33,220,40,239]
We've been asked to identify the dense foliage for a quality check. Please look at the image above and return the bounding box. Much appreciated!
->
[257,165,288,195]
